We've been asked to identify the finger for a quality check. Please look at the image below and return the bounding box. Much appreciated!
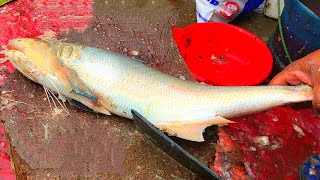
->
[269,72,289,85]
[269,63,299,85]
[286,71,312,86]
[269,70,312,86]
[269,72,302,85]
[312,71,320,117]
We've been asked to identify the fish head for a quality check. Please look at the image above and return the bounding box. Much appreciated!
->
[5,38,57,81]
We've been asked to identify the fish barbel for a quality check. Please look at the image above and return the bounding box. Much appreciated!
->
[4,38,313,142]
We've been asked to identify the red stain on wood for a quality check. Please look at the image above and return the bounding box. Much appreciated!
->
[0,0,93,178]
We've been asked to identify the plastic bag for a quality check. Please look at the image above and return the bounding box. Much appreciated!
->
[196,0,265,23]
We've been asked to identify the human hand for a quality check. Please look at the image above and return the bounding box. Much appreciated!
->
[269,50,320,115]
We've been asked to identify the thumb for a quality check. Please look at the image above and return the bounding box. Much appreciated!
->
[312,70,320,117]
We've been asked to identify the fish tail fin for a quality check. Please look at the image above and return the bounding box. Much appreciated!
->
[157,116,234,142]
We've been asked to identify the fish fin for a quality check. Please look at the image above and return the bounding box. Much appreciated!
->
[71,84,98,102]
[67,99,95,113]
[87,103,111,115]
[56,65,111,115]
[157,116,234,142]
[56,66,98,102]
[131,57,145,64]
[68,98,111,115]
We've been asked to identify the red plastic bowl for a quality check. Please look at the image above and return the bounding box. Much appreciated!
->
[173,22,273,86]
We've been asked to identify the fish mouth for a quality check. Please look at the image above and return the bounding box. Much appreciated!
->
[5,45,38,82]
[6,45,22,52]
[7,38,36,54]
[7,43,24,54]
[5,44,25,59]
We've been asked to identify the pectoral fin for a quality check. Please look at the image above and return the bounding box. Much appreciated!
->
[67,98,111,115]
[67,99,95,113]
[56,66,98,102]
[156,116,234,142]
[71,84,98,102]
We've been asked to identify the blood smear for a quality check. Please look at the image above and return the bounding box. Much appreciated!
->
[212,107,320,179]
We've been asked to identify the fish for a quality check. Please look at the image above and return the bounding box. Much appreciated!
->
[4,38,313,142]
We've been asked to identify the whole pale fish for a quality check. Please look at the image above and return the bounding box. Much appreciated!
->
[4,38,313,142]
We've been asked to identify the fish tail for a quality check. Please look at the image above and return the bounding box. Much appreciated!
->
[288,84,313,102]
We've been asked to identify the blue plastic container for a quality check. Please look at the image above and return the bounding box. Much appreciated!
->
[299,155,320,180]
[268,0,320,75]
